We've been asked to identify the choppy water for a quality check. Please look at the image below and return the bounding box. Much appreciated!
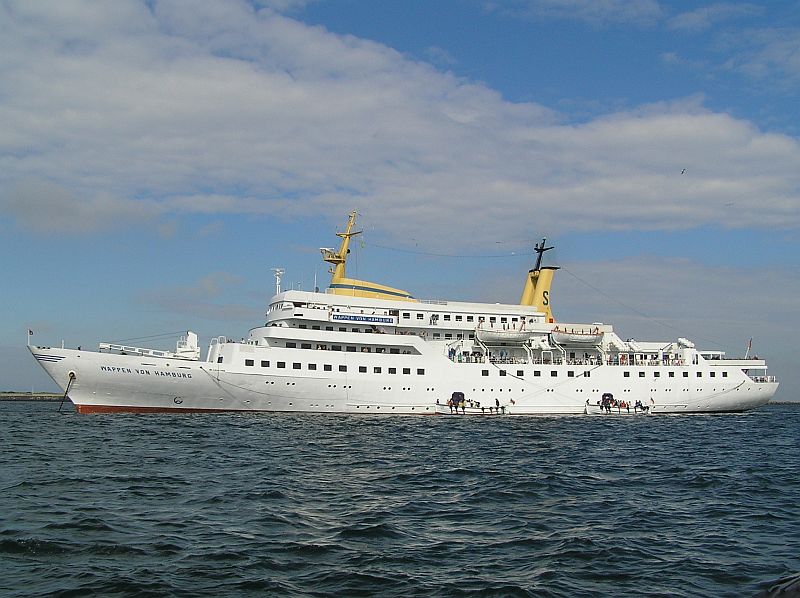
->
[1,401,798,597]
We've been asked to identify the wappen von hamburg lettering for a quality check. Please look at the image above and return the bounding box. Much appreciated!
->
[332,314,393,324]
[100,366,192,379]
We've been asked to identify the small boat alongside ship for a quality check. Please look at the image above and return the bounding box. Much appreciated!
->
[29,211,778,415]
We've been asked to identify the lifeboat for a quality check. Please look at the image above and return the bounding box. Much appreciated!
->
[475,328,536,344]
[550,326,602,345]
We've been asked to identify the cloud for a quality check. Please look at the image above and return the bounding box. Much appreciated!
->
[0,0,798,246]
[2,179,158,233]
[483,0,664,27]
[667,3,764,32]
[718,27,800,85]
[141,272,260,321]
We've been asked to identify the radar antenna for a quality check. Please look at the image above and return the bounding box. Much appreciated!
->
[271,268,285,295]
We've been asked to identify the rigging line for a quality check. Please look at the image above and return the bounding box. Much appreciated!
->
[362,240,534,259]
[560,266,724,347]
[109,331,188,344]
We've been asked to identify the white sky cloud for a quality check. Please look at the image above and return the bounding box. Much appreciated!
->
[484,0,664,27]
[719,27,800,84]
[667,3,764,32]
[1,0,799,248]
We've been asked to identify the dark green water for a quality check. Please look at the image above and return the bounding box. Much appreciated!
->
[1,401,798,597]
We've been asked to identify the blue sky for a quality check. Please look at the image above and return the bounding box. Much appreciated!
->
[1,0,798,398]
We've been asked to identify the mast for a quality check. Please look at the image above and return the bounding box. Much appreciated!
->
[533,238,553,272]
[320,210,361,284]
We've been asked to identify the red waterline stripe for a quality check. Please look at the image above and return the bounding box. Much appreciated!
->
[74,404,438,415]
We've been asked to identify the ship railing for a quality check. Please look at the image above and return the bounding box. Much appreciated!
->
[749,375,777,383]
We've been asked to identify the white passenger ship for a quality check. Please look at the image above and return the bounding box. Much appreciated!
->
[30,212,778,414]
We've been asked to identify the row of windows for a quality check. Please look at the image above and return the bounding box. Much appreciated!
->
[243,359,424,375]
[482,369,592,378]
[285,342,411,354]
[402,313,528,324]
[623,371,728,378]
[237,358,730,380]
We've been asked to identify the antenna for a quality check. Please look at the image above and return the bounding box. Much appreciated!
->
[533,238,554,272]
[271,268,285,295]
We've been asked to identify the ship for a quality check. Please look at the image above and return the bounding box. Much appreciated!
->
[29,211,778,414]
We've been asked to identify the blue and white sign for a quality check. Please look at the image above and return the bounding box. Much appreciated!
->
[332,314,394,324]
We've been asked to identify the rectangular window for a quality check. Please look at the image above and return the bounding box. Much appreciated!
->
[217,356,223,363]
[500,370,507,377]
[308,363,317,371]
[710,372,716,377]
[301,343,312,350]
[683,372,689,378]
[654,372,660,377]
[277,362,286,369]
[359,366,367,373]
[669,372,675,378]
[346,346,356,352]
[583,371,591,378]
[482,370,489,376]
[639,372,645,378]
[351,328,359,333]
[517,370,524,377]
[624,371,630,378]
[417,368,425,375]
[312,326,320,330]
[374,367,382,374]
[489,317,496,323]
[443,315,451,321]
[338,327,347,332]
[567,371,575,378]
[389,367,397,374]
[245,359,254,366]
[501,317,507,323]
[293,363,301,370]
[324,364,332,372]
[551,370,557,377]
[390,348,400,354]
[403,368,411,375]
[722,372,728,377]
[286,342,296,348]
[325,326,333,331]
[455,315,463,322]
[466,316,474,322]
[402,313,410,319]
[261,360,269,367]
[433,333,441,339]
[417,313,424,319]
[332,345,342,351]
[697,372,702,378]
[299,325,307,329]
[534,370,541,377]
[444,334,452,340]
[339,365,347,372]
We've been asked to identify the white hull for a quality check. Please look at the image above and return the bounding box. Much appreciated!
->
[30,342,777,415]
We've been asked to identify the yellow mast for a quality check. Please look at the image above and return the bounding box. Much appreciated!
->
[519,238,558,322]
[321,210,359,284]
[321,211,415,300]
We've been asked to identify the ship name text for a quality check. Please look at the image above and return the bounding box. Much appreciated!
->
[100,365,192,379]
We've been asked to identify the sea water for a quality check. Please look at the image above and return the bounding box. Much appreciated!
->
[1,401,798,597]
